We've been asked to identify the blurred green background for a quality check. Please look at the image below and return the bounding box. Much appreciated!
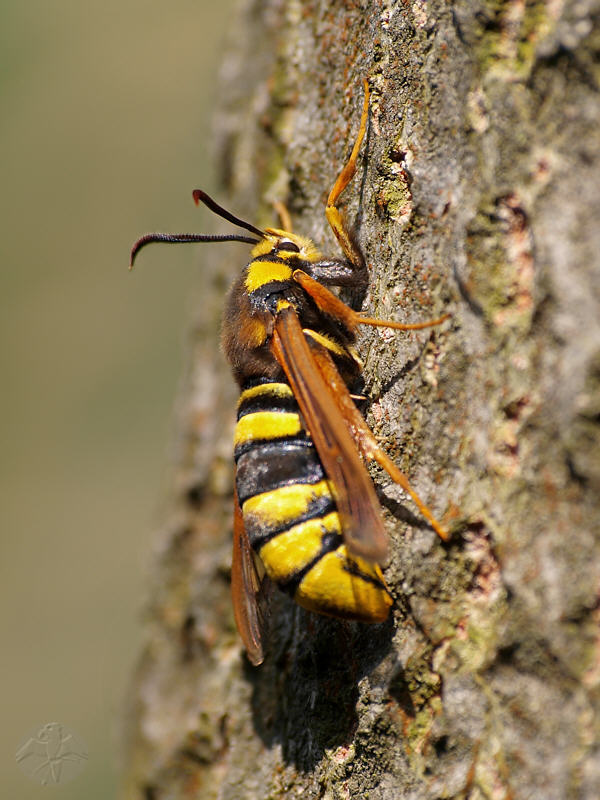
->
[1,1,234,797]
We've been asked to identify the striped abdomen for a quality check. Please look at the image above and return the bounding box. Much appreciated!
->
[234,379,392,622]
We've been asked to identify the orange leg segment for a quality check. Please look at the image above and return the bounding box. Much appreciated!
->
[272,200,293,234]
[325,79,370,267]
[293,269,451,335]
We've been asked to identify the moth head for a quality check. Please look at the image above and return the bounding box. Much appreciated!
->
[253,228,322,263]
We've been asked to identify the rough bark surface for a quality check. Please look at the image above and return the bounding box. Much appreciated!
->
[122,2,600,799]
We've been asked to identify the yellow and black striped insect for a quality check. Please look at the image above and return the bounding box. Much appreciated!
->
[131,82,450,665]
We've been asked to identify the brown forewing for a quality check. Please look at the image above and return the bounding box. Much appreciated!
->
[231,485,265,666]
[271,305,388,563]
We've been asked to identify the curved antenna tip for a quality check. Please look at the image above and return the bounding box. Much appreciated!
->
[191,189,264,238]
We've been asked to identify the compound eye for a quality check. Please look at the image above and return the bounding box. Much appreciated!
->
[277,240,300,253]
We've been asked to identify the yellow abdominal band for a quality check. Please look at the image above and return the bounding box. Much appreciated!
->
[245,482,392,623]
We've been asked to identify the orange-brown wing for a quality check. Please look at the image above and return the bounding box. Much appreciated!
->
[271,305,388,562]
[231,484,265,666]
[310,344,450,542]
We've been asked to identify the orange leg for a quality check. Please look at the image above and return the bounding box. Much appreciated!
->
[319,81,452,332]
[272,200,293,234]
[355,311,452,331]
[293,269,451,334]
[325,79,370,267]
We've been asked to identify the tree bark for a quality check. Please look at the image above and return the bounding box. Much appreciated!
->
[122,1,600,798]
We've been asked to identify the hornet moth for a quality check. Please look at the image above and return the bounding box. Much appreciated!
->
[130,81,450,665]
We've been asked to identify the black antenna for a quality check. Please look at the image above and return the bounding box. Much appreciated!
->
[129,232,260,268]
[192,189,264,238]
